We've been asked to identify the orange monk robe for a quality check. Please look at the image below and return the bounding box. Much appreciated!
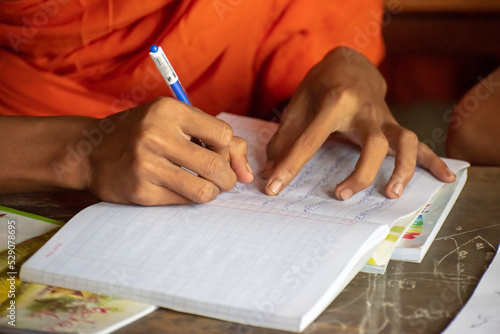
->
[0,0,385,118]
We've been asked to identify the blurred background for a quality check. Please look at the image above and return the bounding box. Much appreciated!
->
[379,0,500,157]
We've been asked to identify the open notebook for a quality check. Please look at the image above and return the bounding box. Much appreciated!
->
[20,113,469,332]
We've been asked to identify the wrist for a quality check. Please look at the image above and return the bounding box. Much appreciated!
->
[52,116,99,191]
[0,115,100,194]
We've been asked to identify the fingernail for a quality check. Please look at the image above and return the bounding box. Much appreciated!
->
[268,179,282,195]
[246,162,253,174]
[392,182,403,197]
[339,188,353,201]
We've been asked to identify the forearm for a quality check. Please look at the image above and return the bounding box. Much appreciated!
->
[0,115,96,194]
[446,67,500,165]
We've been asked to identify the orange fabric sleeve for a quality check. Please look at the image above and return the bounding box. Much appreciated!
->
[251,0,385,118]
[0,0,384,118]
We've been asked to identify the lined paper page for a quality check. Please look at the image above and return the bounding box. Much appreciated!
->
[218,113,470,225]
[21,202,387,331]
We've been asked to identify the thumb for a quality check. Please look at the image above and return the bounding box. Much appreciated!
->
[229,136,254,184]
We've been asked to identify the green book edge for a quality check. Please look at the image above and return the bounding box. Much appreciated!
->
[0,205,64,226]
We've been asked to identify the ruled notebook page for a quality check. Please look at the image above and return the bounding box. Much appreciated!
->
[21,201,388,331]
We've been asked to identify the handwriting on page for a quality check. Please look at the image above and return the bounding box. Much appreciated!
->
[218,137,395,222]
[217,112,468,228]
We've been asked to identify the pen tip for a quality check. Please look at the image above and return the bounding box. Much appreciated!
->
[150,45,158,53]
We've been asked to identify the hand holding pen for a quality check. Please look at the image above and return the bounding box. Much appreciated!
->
[74,48,253,206]
[84,97,251,205]
[149,45,251,194]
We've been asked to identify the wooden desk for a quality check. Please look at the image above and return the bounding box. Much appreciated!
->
[1,167,499,333]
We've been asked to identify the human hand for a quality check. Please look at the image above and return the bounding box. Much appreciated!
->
[263,47,455,200]
[82,97,253,205]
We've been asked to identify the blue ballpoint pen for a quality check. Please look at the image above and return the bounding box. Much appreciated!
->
[149,45,238,192]
[149,45,191,105]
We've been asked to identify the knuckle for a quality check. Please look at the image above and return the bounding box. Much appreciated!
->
[417,141,436,163]
[396,158,416,177]
[279,160,300,180]
[130,158,146,176]
[202,154,226,177]
[367,132,389,152]
[338,88,357,102]
[319,88,358,113]
[418,141,432,153]
[320,89,341,107]
[335,88,359,109]
[214,120,233,145]
[232,136,248,150]
[134,127,153,145]
[219,173,237,192]
[128,184,152,206]
[399,129,419,146]
[150,97,187,123]
[127,161,155,205]
[154,96,174,109]
[129,158,155,182]
[296,132,319,152]
[354,172,374,190]
[193,183,218,203]
[149,97,170,116]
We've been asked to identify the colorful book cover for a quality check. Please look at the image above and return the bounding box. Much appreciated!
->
[361,210,421,274]
[0,207,156,333]
[362,168,468,273]
[392,169,468,262]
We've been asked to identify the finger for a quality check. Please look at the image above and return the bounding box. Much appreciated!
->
[137,157,221,205]
[153,163,222,204]
[103,156,220,206]
[229,136,254,184]
[417,142,456,183]
[125,185,194,206]
[334,129,389,200]
[264,118,333,196]
[173,141,237,192]
[382,124,419,199]
[93,174,196,206]
[175,106,238,188]
[264,89,352,195]
[151,98,235,159]
[183,112,234,175]
[263,96,309,178]
[142,129,237,192]
[179,105,235,153]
